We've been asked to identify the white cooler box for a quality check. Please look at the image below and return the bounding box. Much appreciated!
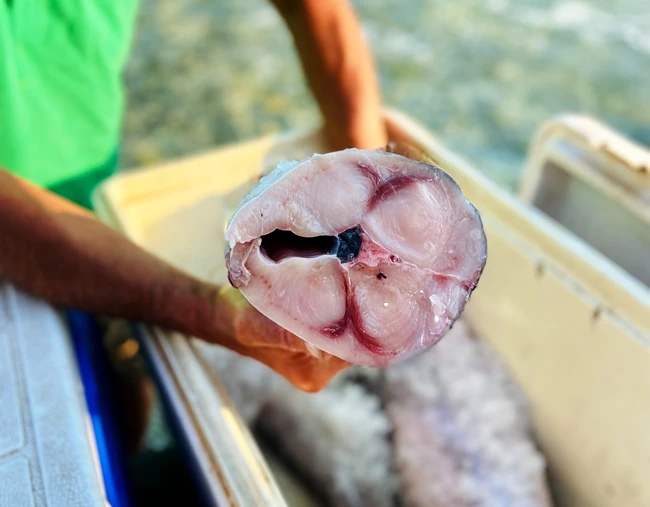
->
[93,110,650,507]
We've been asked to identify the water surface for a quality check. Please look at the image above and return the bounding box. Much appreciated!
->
[122,0,650,189]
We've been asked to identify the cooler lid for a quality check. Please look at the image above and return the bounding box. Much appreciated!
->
[0,283,108,506]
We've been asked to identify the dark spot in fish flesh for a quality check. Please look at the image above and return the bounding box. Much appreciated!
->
[377,272,387,280]
[335,227,362,263]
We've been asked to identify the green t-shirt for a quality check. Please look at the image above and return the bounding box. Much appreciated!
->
[0,0,139,188]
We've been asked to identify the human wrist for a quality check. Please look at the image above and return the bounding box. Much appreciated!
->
[321,82,387,151]
[158,279,221,340]
[324,114,387,151]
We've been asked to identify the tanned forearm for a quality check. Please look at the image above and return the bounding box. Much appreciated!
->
[0,169,224,340]
[270,0,387,151]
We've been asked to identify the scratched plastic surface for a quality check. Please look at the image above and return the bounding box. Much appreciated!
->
[0,283,106,507]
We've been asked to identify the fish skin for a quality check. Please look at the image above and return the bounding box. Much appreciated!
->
[383,320,553,507]
[258,382,398,507]
[225,148,487,367]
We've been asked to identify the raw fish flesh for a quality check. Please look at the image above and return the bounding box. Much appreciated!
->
[225,148,487,366]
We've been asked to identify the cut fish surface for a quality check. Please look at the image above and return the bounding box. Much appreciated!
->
[225,149,487,366]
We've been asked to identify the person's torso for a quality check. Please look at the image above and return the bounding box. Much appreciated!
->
[0,0,139,187]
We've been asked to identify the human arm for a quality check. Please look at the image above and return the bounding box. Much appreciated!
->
[0,168,348,391]
[269,0,387,151]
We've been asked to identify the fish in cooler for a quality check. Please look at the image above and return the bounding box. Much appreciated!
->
[241,320,552,507]
[383,320,552,507]
[258,381,398,507]
[225,148,487,366]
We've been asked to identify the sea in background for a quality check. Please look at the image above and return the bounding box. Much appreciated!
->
[122,0,650,190]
